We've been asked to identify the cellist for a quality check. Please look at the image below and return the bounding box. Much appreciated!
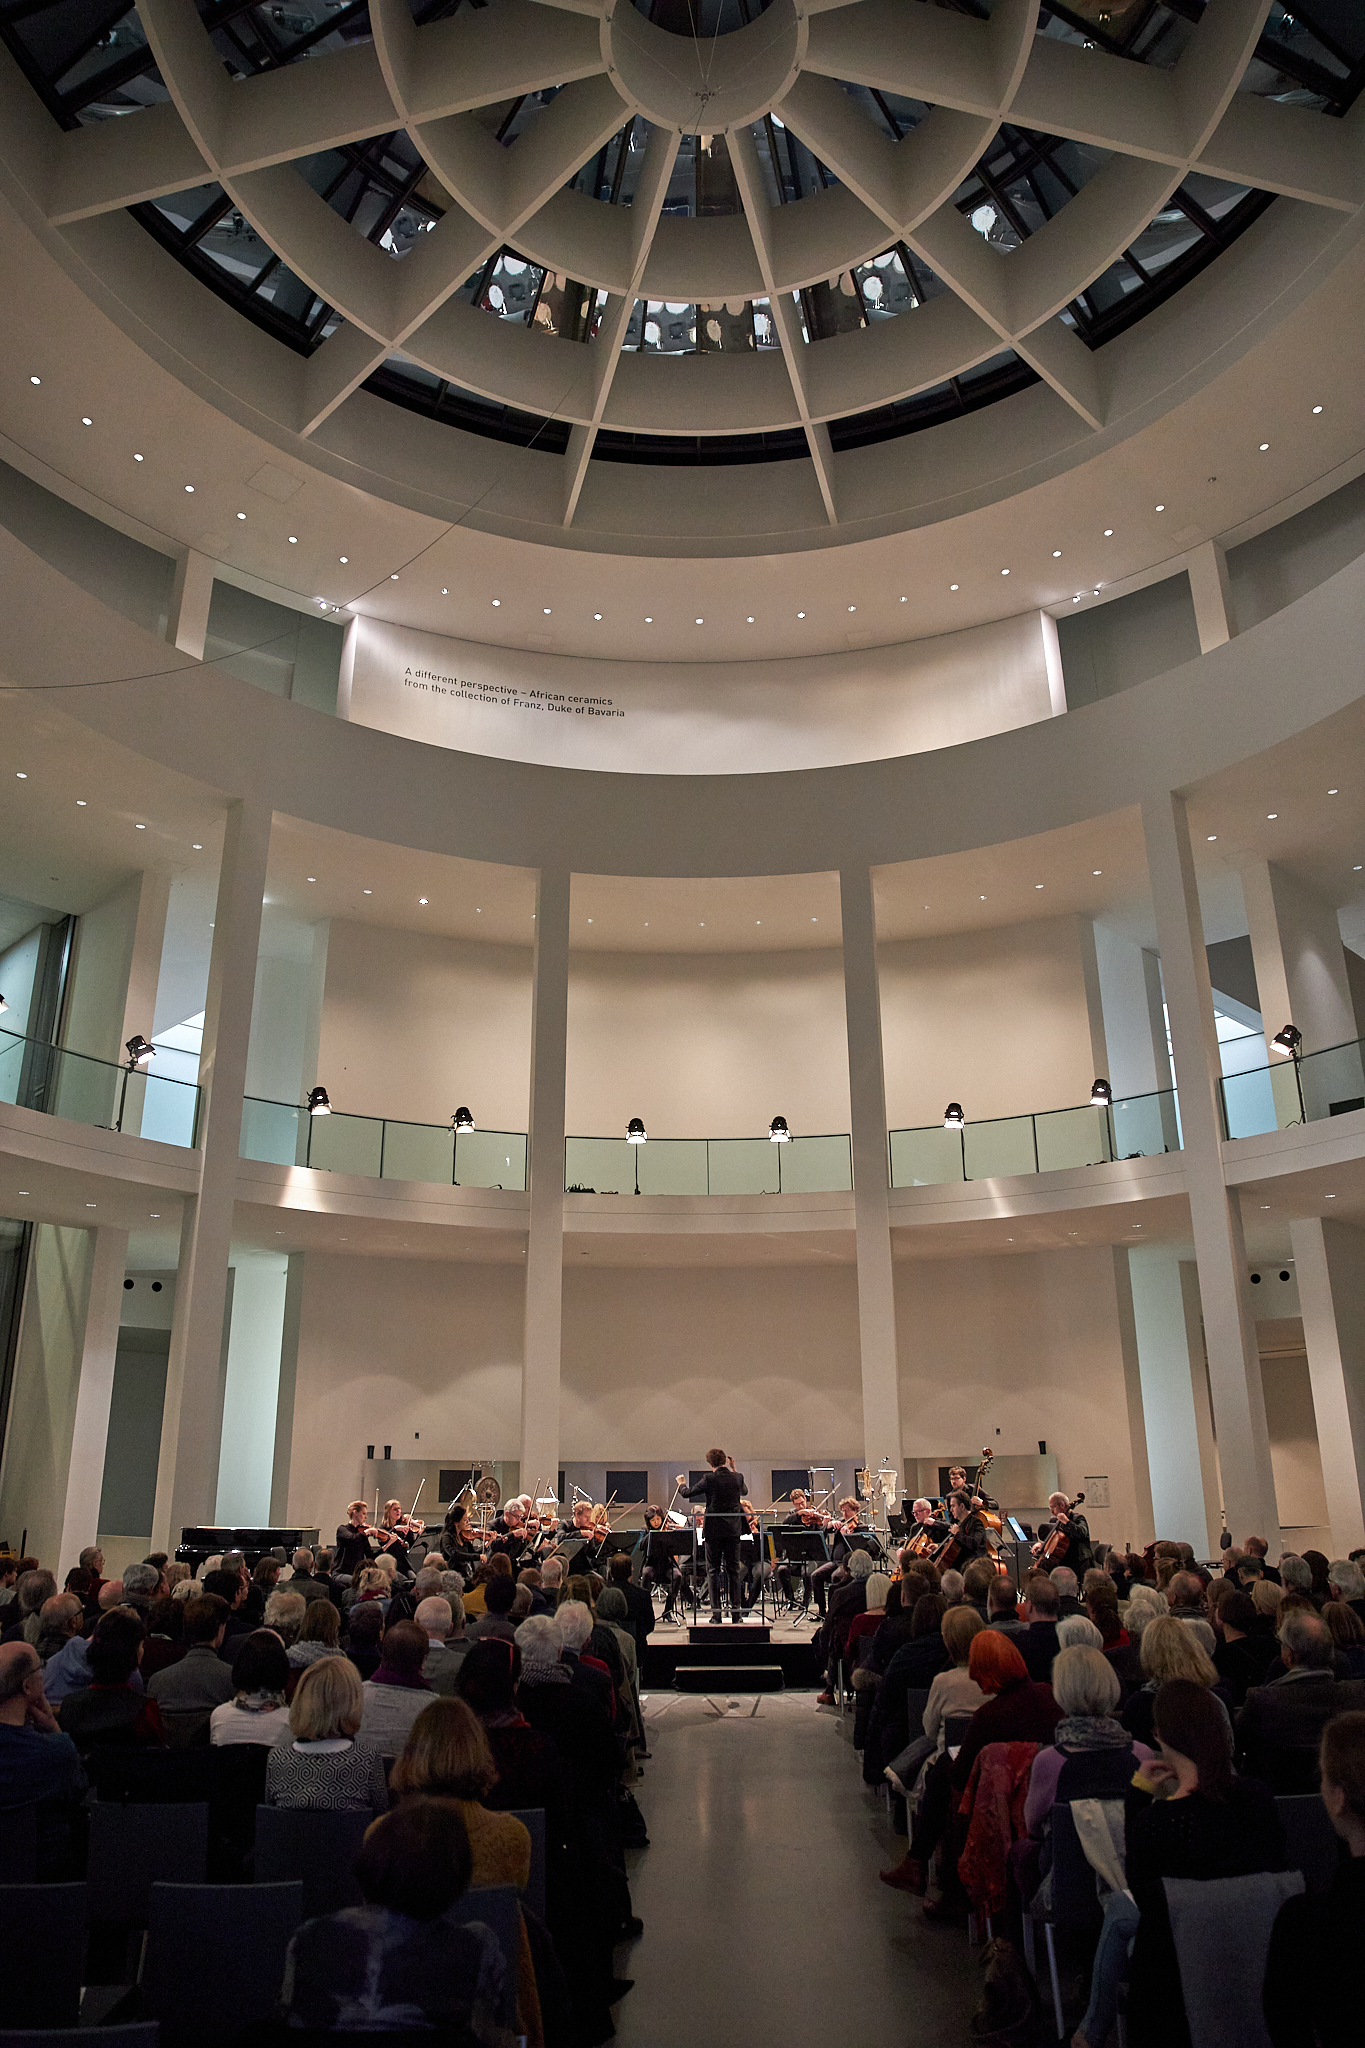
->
[1033,1491,1094,1574]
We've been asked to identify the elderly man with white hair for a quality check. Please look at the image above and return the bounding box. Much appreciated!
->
[556,1600,615,1721]
[1328,1557,1365,1627]
[415,1595,466,1695]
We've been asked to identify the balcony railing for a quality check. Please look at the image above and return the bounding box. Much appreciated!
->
[889,1087,1181,1188]
[239,1098,528,1190]
[0,1025,201,1147]
[563,1133,853,1196]
[1220,1035,1365,1140]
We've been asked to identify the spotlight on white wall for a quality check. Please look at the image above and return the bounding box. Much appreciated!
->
[1090,1078,1113,1107]
[0,994,7,1013]
[769,1115,790,1142]
[1270,1024,1302,1057]
[626,1117,647,1144]
[307,1085,332,1115]
[943,1102,965,1130]
[125,1035,155,1068]
[452,1106,476,1133]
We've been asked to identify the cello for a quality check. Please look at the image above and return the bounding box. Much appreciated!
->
[1037,1492,1086,1565]
[932,1448,994,1568]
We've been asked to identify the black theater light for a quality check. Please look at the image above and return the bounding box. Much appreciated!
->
[453,1106,476,1133]
[626,1117,647,1143]
[307,1085,332,1116]
[125,1035,155,1068]
[1090,1078,1113,1107]
[1270,1024,1302,1057]
[769,1115,790,1142]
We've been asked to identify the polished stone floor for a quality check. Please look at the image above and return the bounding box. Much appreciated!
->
[612,1691,983,2046]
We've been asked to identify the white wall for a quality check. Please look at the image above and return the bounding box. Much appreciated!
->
[62,876,140,1064]
[246,914,329,1104]
[566,948,851,1138]
[880,916,1102,1129]
[0,1224,95,1565]
[0,925,43,1041]
[317,920,531,1130]
[1095,923,1167,1099]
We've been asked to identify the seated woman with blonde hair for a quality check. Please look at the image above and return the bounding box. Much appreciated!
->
[265,1657,388,1814]
[1119,1613,1232,1749]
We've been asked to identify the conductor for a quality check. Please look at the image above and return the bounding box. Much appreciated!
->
[677,1448,747,1624]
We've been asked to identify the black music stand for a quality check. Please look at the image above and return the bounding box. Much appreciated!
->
[653,1527,699,1625]
[772,1526,828,1616]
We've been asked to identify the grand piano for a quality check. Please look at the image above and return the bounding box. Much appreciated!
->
[176,1526,322,1571]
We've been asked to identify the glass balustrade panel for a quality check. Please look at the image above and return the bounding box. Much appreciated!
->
[963,1117,1037,1181]
[454,1129,527,1191]
[1220,1066,1283,1139]
[130,1071,201,1147]
[565,1138,635,1194]
[47,1046,123,1130]
[0,1029,25,1106]
[1298,1039,1365,1123]
[1035,1105,1111,1173]
[771,1133,854,1193]
[634,1139,708,1195]
[306,1111,384,1177]
[240,1097,301,1165]
[382,1120,455,1185]
[707,1138,780,1195]
[1110,1090,1179,1158]
[889,1126,966,1187]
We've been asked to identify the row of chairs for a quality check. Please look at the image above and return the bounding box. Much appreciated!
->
[0,1878,524,2045]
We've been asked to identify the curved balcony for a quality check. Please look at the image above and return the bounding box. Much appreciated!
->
[1220,1036,1365,1140]
[239,1098,527,1191]
[0,1025,200,1147]
[889,1087,1180,1188]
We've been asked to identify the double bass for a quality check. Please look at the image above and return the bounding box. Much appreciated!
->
[1037,1492,1086,1565]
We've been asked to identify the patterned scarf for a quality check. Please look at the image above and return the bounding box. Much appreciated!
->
[1056,1713,1131,1751]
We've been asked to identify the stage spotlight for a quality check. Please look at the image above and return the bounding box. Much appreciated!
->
[1090,1078,1113,1107]
[769,1115,790,1142]
[452,1106,476,1133]
[307,1085,332,1116]
[1270,1024,1302,1057]
[0,993,7,1012]
[626,1117,647,1143]
[943,1102,965,1130]
[125,1035,155,1068]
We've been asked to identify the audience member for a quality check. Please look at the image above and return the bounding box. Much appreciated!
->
[879,1604,985,1885]
[1212,1589,1281,1705]
[457,1639,568,1826]
[119,1561,160,1620]
[1120,1614,1229,1748]
[1301,1549,1333,1608]
[139,1593,186,1680]
[286,1548,333,1608]
[200,1567,255,1662]
[288,1598,345,1670]
[417,1595,467,1694]
[2,1569,56,1645]
[0,1640,87,1874]
[985,1579,1026,1640]
[263,1588,306,1648]
[1050,1566,1082,1617]
[147,1594,234,1743]
[209,1630,292,1746]
[1235,1610,1365,1788]
[1017,1574,1061,1682]
[58,1610,165,1754]
[392,1696,532,1890]
[1056,1615,1104,1652]
[1322,1600,1365,1678]
[950,1630,1064,1796]
[1279,1554,1313,1598]
[278,1799,510,2041]
[32,1593,83,1664]
[264,1656,388,1813]
[344,1601,385,1679]
[1243,1535,1280,1585]
[466,1572,519,1643]
[960,1558,996,1617]
[555,1601,615,1721]
[1327,1556,1365,1627]
[939,1568,965,1606]
[1263,1710,1365,2048]
[609,1552,653,1661]
[359,1619,435,1753]
[861,1591,949,1788]
[1023,1646,1151,1836]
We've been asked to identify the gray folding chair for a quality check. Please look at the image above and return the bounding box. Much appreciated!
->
[0,1881,87,2029]
[1276,1793,1346,1895]
[507,1806,547,1923]
[0,1802,36,1881]
[449,1884,520,2035]
[253,1804,371,1918]
[142,1881,303,2043]
[1022,1804,1105,2037]
[87,1803,209,1929]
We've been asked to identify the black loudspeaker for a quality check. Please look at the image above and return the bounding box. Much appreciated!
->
[367,1444,374,1459]
[1038,1440,1047,1455]
[383,1445,391,1459]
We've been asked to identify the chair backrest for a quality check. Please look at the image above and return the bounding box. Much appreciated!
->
[1261,1745,1322,1796]
[253,1804,371,1917]
[0,2027,158,2048]
[87,1803,209,1927]
[506,1806,546,1923]
[1275,1793,1346,1896]
[0,1802,37,1882]
[1164,1869,1305,2048]
[942,1712,975,1748]
[448,1885,520,2033]
[143,1881,304,2038]
[0,1881,88,2029]
[207,1743,271,1879]
[91,1748,211,1804]
[1049,1804,1104,1934]
[905,1687,932,1736]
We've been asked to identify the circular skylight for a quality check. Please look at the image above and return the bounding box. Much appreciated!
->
[5,0,1361,515]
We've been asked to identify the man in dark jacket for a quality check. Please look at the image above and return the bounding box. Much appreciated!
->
[1017,1575,1061,1682]
[677,1449,746,1623]
[1236,1611,1365,1789]
[608,1553,654,1664]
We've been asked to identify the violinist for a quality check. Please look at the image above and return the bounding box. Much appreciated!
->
[808,1498,864,1619]
[638,1505,684,1623]
[567,1506,614,1580]
[439,1503,483,1576]
[489,1499,529,1567]
[1033,1492,1093,1574]
[334,1500,377,1580]
[372,1499,414,1576]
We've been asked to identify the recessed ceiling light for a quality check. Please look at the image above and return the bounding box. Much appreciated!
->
[593,613,602,620]
[236,511,245,520]
[81,416,92,426]
[1312,404,1323,414]
[1103,528,1113,537]
[18,1191,27,1196]
[847,605,856,612]
[543,606,551,613]
[192,842,202,849]
[1052,550,1061,558]
[1356,865,1363,872]
[441,587,448,594]
[797,610,805,618]
[1092,869,1101,875]
[1208,834,1217,841]
[1001,568,1010,576]
[339,556,348,563]
[491,599,501,607]
[136,823,145,830]
[307,876,316,883]
[979,894,986,901]
[134,453,144,462]
[1093,588,1101,596]
[184,484,194,493]
[363,888,371,895]
[1035,883,1044,889]
[1328,788,1338,795]
[289,536,298,544]
[76,799,86,806]
[899,595,907,602]
[950,584,958,592]
[1073,595,1081,602]
[1259,442,1269,451]
[29,375,39,385]
[695,617,703,624]
[1155,503,1165,511]
[1267,812,1278,819]
[747,616,754,623]
[15,772,25,779]
[418,897,428,905]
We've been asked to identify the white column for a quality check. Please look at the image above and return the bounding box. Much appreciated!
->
[1076,917,1110,1084]
[120,870,170,1053]
[1142,788,1280,1545]
[1186,540,1236,654]
[1040,610,1067,716]
[56,1226,129,1577]
[152,794,272,1549]
[839,866,904,1484]
[1289,1216,1365,1554]
[1127,1247,1221,1553]
[1242,859,1357,1053]
[521,868,570,1501]
[166,550,214,661]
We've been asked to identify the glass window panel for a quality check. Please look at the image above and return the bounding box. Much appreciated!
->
[0,1029,25,1106]
[194,207,273,287]
[636,1140,708,1196]
[306,1111,383,1176]
[147,183,224,239]
[240,1097,301,1166]
[454,1129,526,1191]
[254,259,326,327]
[637,300,698,353]
[1297,1041,1365,1122]
[565,1138,634,1194]
[133,1073,200,1147]
[706,1138,780,1196]
[962,1118,1036,1181]
[1111,1091,1181,1158]
[1034,1105,1111,1173]
[889,1127,965,1188]
[771,1134,853,1194]
[1126,206,1203,278]
[478,252,545,325]
[382,1120,454,1185]
[697,300,756,353]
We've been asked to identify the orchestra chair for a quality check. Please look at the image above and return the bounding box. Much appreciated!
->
[142,1881,303,2045]
[0,1881,87,2029]
[253,1805,370,1918]
[1276,1793,1347,1895]
[0,2028,158,2048]
[1021,1804,1104,2037]
[0,1802,36,1881]
[506,1807,547,1924]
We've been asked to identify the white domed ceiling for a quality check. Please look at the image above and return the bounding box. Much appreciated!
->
[2,0,1363,543]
